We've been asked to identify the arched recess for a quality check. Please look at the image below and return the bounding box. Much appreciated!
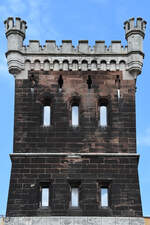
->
[119,60,126,71]
[25,60,31,71]
[110,60,116,71]
[91,60,97,71]
[34,60,41,70]
[100,60,107,71]
[53,60,60,71]
[72,60,78,71]
[63,60,69,71]
[81,60,88,71]
[44,60,50,71]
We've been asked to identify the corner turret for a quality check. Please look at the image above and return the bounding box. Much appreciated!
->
[124,17,147,76]
[4,17,27,75]
[4,17,27,51]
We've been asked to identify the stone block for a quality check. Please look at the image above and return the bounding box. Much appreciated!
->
[74,217,87,225]
[61,217,73,225]
[116,217,130,225]
[130,217,145,225]
[87,217,100,225]
[102,217,116,225]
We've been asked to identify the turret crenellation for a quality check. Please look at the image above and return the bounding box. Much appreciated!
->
[123,17,147,76]
[4,17,27,39]
[4,17,27,74]
[124,17,147,39]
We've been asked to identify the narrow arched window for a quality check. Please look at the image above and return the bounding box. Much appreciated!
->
[100,187,109,207]
[72,105,79,127]
[100,105,107,127]
[71,187,79,207]
[41,187,49,207]
[43,105,51,127]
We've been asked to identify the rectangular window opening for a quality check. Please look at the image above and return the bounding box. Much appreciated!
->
[100,106,107,127]
[101,187,108,207]
[72,106,79,127]
[43,106,51,127]
[71,187,79,207]
[41,187,49,207]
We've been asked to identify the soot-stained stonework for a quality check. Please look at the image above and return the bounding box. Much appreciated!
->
[6,70,142,217]
[7,154,142,217]
[13,71,136,154]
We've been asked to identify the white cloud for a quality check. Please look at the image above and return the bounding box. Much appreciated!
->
[137,128,150,147]
[0,0,60,42]
[0,56,9,75]
[0,63,8,74]
[8,0,27,14]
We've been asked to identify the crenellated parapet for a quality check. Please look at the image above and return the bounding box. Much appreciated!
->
[23,40,128,54]
[4,17,146,79]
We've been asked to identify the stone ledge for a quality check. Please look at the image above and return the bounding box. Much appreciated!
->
[3,217,145,225]
[10,153,139,157]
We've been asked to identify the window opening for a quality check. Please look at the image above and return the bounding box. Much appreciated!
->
[71,187,79,207]
[41,187,49,207]
[100,105,107,127]
[43,106,51,126]
[87,75,92,89]
[115,75,121,99]
[72,106,79,127]
[101,187,108,207]
[58,75,63,91]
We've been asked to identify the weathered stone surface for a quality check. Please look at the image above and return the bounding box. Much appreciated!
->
[3,217,145,225]
[4,17,145,219]
[6,70,142,217]
[4,17,146,79]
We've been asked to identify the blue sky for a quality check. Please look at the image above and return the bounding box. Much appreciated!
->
[0,0,150,216]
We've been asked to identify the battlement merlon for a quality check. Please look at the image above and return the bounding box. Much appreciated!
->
[4,17,147,79]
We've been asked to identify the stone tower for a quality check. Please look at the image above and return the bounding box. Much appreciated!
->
[4,17,146,225]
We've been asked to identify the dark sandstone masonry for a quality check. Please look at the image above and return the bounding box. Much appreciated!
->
[6,71,142,217]
[7,155,142,217]
[13,71,136,154]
